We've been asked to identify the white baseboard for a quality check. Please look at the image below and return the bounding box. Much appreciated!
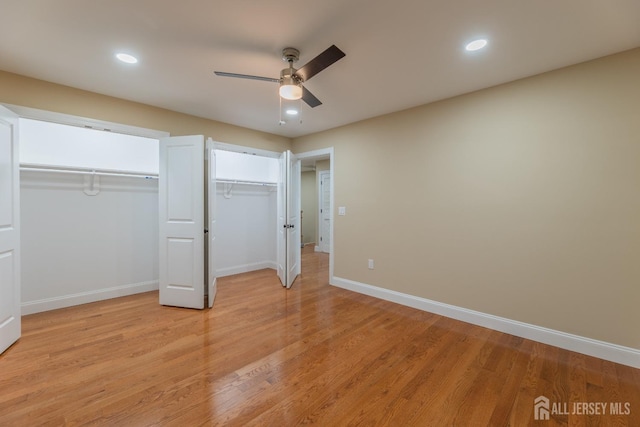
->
[216,261,276,278]
[21,280,159,315]
[330,276,640,369]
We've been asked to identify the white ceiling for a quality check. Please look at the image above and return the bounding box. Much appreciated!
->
[1,1,639,138]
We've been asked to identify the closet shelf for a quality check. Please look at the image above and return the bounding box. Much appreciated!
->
[19,163,158,179]
[216,178,277,187]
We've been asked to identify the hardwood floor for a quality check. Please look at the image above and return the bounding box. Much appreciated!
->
[1,246,639,426]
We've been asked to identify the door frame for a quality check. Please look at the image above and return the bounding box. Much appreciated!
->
[206,138,217,308]
[295,147,334,283]
[3,104,169,317]
[211,141,286,285]
[1,103,169,139]
[213,141,281,159]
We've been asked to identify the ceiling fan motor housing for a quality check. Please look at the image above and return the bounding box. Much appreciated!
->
[280,67,302,83]
[282,47,300,64]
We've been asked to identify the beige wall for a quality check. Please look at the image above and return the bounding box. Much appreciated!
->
[315,159,330,172]
[0,70,291,152]
[293,48,640,349]
[301,171,317,245]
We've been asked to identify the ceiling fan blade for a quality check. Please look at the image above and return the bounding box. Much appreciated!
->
[302,86,322,108]
[295,45,346,82]
[214,71,279,83]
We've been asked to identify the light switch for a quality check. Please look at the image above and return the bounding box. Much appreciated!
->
[338,206,346,216]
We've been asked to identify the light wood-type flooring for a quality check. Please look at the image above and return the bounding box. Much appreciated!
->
[1,246,639,426]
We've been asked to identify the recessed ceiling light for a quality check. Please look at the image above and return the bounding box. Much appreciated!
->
[465,39,488,52]
[285,109,298,116]
[116,53,138,64]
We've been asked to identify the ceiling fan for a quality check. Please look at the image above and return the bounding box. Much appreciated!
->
[214,45,346,108]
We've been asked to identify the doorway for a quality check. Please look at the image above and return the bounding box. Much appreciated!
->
[318,170,331,254]
[297,148,334,283]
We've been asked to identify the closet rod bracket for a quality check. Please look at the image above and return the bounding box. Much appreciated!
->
[84,172,100,196]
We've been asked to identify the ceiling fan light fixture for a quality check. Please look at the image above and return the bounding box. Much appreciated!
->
[279,76,303,100]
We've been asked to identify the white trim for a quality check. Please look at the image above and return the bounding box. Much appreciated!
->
[2,103,170,139]
[314,245,321,252]
[330,276,640,369]
[21,280,159,315]
[294,147,332,160]
[213,141,281,159]
[216,261,277,278]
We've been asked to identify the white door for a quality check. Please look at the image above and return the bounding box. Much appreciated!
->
[319,170,331,253]
[276,151,287,286]
[286,151,301,288]
[159,135,205,309]
[276,150,301,288]
[206,138,217,308]
[0,105,21,354]
[276,152,287,286]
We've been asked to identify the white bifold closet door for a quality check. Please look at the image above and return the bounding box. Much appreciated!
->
[159,135,217,309]
[160,139,300,308]
[277,150,301,289]
[0,105,21,354]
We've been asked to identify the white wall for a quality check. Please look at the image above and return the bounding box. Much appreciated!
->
[20,118,159,173]
[215,149,278,183]
[215,183,277,277]
[20,172,159,314]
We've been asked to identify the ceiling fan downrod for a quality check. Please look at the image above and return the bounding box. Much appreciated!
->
[281,47,301,84]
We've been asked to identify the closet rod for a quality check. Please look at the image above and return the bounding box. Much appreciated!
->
[217,179,277,187]
[20,164,158,179]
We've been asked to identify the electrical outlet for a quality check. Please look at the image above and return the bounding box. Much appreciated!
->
[368,259,374,269]
[338,206,346,216]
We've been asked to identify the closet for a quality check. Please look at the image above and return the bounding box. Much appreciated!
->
[214,149,278,277]
[0,107,302,356]
[18,117,162,314]
[4,110,301,317]
[158,137,301,309]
